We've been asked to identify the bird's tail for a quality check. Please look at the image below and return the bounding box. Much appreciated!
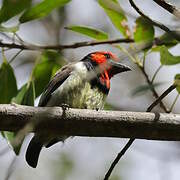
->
[25,136,43,168]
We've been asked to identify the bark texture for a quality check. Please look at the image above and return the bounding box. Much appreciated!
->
[0,104,180,140]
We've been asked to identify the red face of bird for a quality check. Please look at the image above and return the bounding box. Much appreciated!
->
[90,51,131,78]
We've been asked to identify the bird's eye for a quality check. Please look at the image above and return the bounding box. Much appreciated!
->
[105,54,111,59]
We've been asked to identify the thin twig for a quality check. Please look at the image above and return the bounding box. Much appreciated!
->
[169,93,179,112]
[116,44,137,63]
[0,38,134,51]
[151,65,163,83]
[0,34,178,52]
[104,84,176,180]
[104,138,135,180]
[129,0,180,41]
[147,84,176,112]
[153,0,180,19]
[139,65,169,113]
[142,51,147,69]
[9,49,23,64]
[14,33,25,44]
[116,33,169,112]
[0,32,14,42]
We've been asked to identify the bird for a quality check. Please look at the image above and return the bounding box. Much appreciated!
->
[25,51,131,168]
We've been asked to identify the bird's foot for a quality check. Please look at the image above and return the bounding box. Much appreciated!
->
[11,102,19,107]
[61,104,70,111]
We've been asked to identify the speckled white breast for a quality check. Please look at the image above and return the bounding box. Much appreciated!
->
[46,62,107,110]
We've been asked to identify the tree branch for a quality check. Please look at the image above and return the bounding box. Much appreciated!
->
[104,138,135,180]
[138,65,169,113]
[0,38,133,51]
[147,84,176,112]
[153,0,180,19]
[129,0,180,41]
[0,104,180,140]
[0,35,178,52]
[103,84,176,179]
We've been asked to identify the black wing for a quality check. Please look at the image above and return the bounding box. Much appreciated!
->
[38,64,74,107]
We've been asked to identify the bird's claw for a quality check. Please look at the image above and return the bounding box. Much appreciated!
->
[61,104,69,111]
[11,102,19,107]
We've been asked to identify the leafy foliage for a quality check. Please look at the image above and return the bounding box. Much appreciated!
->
[175,74,180,94]
[5,80,35,154]
[0,0,32,23]
[158,32,178,48]
[1,131,21,155]
[0,56,19,154]
[20,0,71,23]
[21,80,35,106]
[12,84,29,104]
[33,51,65,97]
[0,0,179,174]
[13,81,35,106]
[134,17,154,42]
[0,60,17,104]
[153,45,180,65]
[1,50,65,155]
[98,0,131,38]
[65,26,108,40]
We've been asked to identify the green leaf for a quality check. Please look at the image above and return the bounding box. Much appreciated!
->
[0,61,17,103]
[12,84,27,104]
[51,63,62,77]
[175,74,180,94]
[0,25,19,33]
[20,0,71,23]
[1,131,5,138]
[9,80,35,155]
[134,17,154,42]
[1,131,21,155]
[33,51,65,97]
[33,60,54,97]
[132,82,163,96]
[12,80,35,106]
[98,0,131,38]
[22,81,35,106]
[153,45,180,65]
[65,26,108,40]
[8,51,65,154]
[158,32,178,48]
[0,0,32,23]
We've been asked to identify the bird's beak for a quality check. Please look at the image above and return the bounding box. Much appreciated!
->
[109,59,131,74]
